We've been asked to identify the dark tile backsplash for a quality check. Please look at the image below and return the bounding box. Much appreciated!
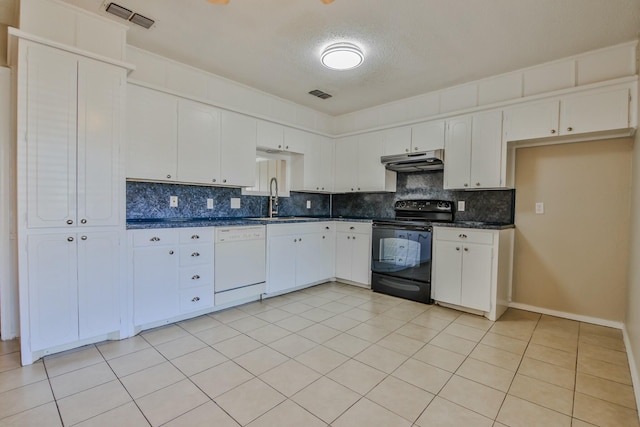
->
[127,170,514,224]
[126,181,330,219]
[332,170,515,224]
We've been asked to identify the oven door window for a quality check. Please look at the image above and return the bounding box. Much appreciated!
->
[372,227,432,282]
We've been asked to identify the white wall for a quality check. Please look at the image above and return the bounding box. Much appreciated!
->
[0,66,17,339]
[625,74,640,411]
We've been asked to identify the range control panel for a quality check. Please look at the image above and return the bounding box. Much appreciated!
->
[394,200,452,212]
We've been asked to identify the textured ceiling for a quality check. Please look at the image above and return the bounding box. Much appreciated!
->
[62,0,640,116]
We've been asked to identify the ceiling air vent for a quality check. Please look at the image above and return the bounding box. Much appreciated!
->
[309,89,332,100]
[105,3,132,20]
[129,13,155,29]
[105,3,155,29]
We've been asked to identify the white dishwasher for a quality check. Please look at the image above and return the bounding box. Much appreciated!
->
[214,225,266,306]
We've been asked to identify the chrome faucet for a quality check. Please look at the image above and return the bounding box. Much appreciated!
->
[269,177,279,218]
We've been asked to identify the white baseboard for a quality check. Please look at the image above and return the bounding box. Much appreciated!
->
[508,302,624,329]
[622,326,640,416]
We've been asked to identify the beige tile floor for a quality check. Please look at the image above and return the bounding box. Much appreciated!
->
[1,281,638,426]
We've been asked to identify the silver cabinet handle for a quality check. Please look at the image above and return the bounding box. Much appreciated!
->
[169,250,174,255]
[67,237,74,242]
[192,275,200,280]
[81,235,87,240]
[80,219,87,224]
[191,252,200,257]
[191,297,200,302]
[191,235,200,240]
[67,219,73,225]
[150,237,160,242]
[167,174,171,179]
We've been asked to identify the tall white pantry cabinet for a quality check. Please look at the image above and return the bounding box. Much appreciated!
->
[15,39,129,364]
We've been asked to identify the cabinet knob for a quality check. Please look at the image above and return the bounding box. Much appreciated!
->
[456,247,460,251]
[169,250,174,255]
[414,146,419,151]
[322,187,325,190]
[476,182,480,186]
[347,236,351,239]
[67,237,74,242]
[464,247,469,252]
[285,145,289,149]
[322,236,325,239]
[223,179,227,183]
[459,234,467,238]
[464,183,468,187]
[81,235,87,240]
[405,148,409,153]
[317,187,320,190]
[325,226,330,230]
[191,235,200,239]
[278,145,282,149]
[567,127,573,132]
[167,174,171,179]
[80,219,87,224]
[299,237,302,242]
[550,129,556,134]
[294,239,297,242]
[350,226,355,230]
[191,297,200,302]
[357,187,361,190]
[66,219,73,225]
[191,252,200,257]
[150,237,160,242]
[192,275,200,280]
[353,236,356,240]
[351,188,354,191]
[212,179,217,183]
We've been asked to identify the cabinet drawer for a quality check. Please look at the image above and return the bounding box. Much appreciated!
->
[268,221,334,237]
[435,228,495,245]
[179,265,214,289]
[179,228,214,244]
[132,229,178,247]
[336,222,372,234]
[179,286,214,313]
[179,244,213,266]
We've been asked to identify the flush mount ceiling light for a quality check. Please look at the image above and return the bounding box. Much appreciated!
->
[321,42,364,70]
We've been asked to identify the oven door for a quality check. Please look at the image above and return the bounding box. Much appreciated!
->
[371,222,432,283]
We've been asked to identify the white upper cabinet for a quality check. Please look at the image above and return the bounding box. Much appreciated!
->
[444,112,504,190]
[335,133,396,193]
[411,120,446,152]
[443,116,472,189]
[25,43,123,229]
[283,127,309,154]
[382,126,412,155]
[256,120,284,151]
[503,100,559,141]
[127,84,178,182]
[504,86,631,142]
[177,99,221,185]
[220,110,257,187]
[292,135,335,192]
[559,87,630,135]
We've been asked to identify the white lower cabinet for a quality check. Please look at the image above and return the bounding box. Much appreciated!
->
[131,227,214,326]
[432,227,514,321]
[267,222,335,294]
[335,222,372,285]
[27,231,120,352]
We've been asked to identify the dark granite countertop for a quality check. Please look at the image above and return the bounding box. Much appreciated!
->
[126,217,374,229]
[434,221,515,230]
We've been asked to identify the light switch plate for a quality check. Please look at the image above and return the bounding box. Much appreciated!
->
[207,198,214,209]
[231,198,241,209]
[457,201,465,212]
[306,200,311,209]
[170,196,178,207]
[535,202,544,214]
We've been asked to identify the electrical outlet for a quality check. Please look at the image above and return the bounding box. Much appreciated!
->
[207,198,214,209]
[535,202,544,214]
[170,196,178,207]
[306,200,311,209]
[230,198,241,209]
[457,201,465,212]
